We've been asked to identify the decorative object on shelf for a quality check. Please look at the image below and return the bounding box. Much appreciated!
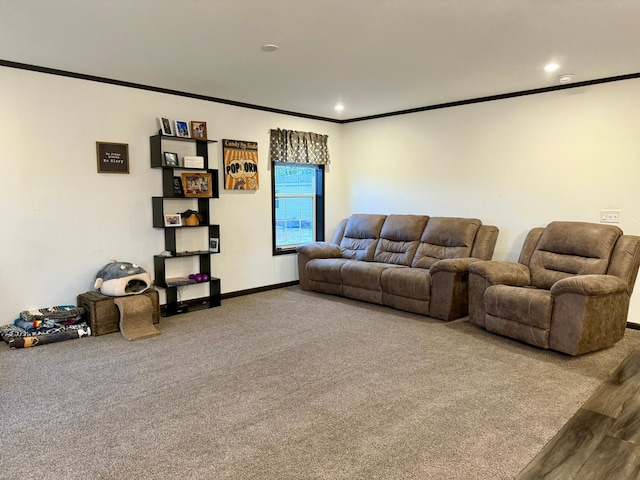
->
[96,141,129,174]
[163,151,179,166]
[158,117,173,136]
[164,214,182,227]
[181,172,213,198]
[173,177,185,197]
[93,261,152,297]
[181,209,203,226]
[174,120,190,138]
[222,139,259,190]
[189,273,209,283]
[184,155,205,168]
[209,237,219,253]
[190,121,207,140]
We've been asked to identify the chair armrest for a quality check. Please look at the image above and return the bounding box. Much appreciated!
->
[296,242,341,260]
[549,274,630,355]
[550,274,627,296]
[468,261,531,286]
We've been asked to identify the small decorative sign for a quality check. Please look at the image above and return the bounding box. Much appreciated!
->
[184,156,205,169]
[96,142,129,174]
[222,139,259,190]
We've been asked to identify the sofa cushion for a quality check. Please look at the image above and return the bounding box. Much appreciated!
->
[307,258,352,284]
[339,214,387,261]
[412,217,482,269]
[374,214,429,266]
[381,268,431,301]
[341,261,404,290]
[529,221,622,290]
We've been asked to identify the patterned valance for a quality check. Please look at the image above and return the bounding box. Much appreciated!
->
[269,129,330,165]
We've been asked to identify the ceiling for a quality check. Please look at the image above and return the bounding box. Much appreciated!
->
[1,0,639,121]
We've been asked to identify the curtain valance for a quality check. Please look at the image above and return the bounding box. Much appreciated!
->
[269,128,330,165]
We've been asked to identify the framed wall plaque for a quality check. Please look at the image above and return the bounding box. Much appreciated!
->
[96,142,129,174]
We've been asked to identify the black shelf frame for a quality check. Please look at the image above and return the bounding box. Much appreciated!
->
[150,133,221,316]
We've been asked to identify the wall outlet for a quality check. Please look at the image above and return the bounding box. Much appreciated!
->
[600,210,621,224]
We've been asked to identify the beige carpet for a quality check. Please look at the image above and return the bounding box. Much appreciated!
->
[1,286,639,479]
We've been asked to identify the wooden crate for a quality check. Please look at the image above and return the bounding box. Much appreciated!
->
[77,289,160,336]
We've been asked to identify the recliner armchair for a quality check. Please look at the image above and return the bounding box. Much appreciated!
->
[468,221,640,355]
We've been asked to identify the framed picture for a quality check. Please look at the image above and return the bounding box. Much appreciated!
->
[190,121,207,140]
[164,214,182,227]
[174,120,190,138]
[209,237,219,253]
[158,117,173,136]
[163,151,179,166]
[173,176,185,197]
[96,141,129,174]
[181,172,213,198]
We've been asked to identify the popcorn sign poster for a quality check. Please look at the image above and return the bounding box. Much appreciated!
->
[222,139,259,190]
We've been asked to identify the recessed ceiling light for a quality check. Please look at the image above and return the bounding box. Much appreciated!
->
[334,104,345,112]
[544,63,560,72]
[557,74,574,84]
[261,44,279,52]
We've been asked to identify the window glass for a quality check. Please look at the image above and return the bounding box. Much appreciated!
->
[272,163,324,253]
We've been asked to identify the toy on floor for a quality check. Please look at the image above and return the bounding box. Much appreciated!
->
[94,261,151,296]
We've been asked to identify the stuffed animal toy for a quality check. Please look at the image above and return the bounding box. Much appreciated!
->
[94,261,151,296]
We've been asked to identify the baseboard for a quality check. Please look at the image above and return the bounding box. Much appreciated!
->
[628,322,640,330]
[221,281,299,300]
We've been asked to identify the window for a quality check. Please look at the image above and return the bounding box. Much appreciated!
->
[272,162,324,254]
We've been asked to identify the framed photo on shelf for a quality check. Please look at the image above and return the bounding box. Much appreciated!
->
[173,176,185,197]
[190,121,207,140]
[163,151,179,166]
[157,117,173,136]
[174,120,190,138]
[209,237,219,253]
[209,237,220,253]
[181,172,213,198]
[164,214,182,227]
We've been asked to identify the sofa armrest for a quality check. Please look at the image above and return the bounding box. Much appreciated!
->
[468,261,531,286]
[296,242,342,290]
[550,274,627,296]
[296,242,341,260]
[429,258,482,321]
[430,257,480,274]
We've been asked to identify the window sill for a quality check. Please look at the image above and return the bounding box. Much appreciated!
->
[274,247,298,256]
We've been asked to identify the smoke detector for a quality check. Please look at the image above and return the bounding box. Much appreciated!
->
[557,74,574,84]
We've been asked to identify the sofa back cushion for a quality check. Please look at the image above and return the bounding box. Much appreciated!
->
[339,214,387,261]
[529,221,622,289]
[373,214,430,265]
[411,217,482,268]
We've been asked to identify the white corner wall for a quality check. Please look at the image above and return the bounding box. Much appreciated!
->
[0,67,346,323]
[341,79,640,324]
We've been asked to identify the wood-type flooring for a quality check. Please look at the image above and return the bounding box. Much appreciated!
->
[517,344,640,479]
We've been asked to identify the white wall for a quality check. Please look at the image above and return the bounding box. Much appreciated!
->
[3,66,640,326]
[0,67,346,323]
[341,79,640,323]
